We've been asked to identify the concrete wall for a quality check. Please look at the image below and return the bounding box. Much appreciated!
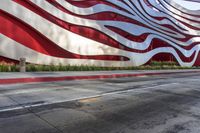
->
[1,0,200,66]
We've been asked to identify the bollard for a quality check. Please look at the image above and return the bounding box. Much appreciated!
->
[19,58,26,72]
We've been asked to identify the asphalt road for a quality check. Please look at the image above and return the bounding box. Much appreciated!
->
[1,72,200,133]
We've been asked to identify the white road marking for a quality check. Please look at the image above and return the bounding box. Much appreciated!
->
[0,82,178,113]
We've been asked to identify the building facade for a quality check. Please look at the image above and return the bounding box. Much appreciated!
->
[1,0,200,67]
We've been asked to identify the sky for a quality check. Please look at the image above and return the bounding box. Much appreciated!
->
[173,0,200,10]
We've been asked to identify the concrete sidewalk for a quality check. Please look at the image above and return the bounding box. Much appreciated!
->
[0,69,200,85]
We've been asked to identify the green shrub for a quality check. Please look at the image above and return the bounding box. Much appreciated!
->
[0,61,197,72]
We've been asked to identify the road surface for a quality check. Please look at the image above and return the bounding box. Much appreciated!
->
[1,72,200,133]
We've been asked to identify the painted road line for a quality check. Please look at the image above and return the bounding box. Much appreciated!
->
[0,83,177,113]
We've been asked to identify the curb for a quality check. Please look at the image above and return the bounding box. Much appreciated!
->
[0,70,199,85]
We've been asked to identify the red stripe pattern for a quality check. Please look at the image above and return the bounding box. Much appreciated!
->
[1,0,200,66]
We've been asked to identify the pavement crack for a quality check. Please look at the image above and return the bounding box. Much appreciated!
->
[2,94,64,133]
[27,109,64,133]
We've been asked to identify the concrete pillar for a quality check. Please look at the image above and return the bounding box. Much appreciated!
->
[19,58,26,72]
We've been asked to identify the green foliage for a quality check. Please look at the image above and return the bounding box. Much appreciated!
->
[0,62,16,72]
[0,61,198,72]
